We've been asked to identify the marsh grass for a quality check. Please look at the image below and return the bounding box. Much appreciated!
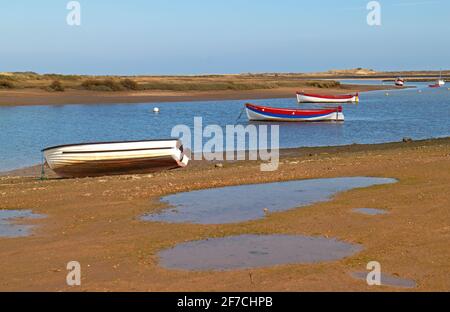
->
[45,80,65,92]
[0,80,15,89]
[0,72,342,92]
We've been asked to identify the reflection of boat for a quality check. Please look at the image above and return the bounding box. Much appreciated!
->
[395,78,405,87]
[296,92,359,103]
[245,103,344,122]
[43,139,189,178]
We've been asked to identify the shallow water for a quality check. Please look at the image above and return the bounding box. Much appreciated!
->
[143,177,397,224]
[0,209,45,238]
[352,272,416,288]
[1,81,449,171]
[353,208,388,215]
[159,234,362,271]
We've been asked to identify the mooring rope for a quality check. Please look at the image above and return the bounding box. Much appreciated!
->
[236,107,245,122]
[40,153,46,181]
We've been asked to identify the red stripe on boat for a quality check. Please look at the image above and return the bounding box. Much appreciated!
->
[245,103,342,116]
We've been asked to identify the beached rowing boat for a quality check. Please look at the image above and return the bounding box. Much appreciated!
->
[296,92,359,103]
[43,139,189,178]
[245,103,344,122]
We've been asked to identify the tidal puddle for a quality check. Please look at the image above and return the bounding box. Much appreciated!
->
[159,234,362,271]
[0,210,45,238]
[143,177,396,224]
[352,272,416,288]
[353,208,388,215]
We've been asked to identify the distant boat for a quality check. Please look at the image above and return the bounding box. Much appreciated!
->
[395,78,405,87]
[429,83,441,88]
[43,139,189,178]
[437,70,446,86]
[296,92,359,103]
[245,103,344,122]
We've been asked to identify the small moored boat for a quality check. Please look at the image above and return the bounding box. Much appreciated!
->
[296,92,359,104]
[429,83,440,88]
[437,71,445,86]
[43,139,189,178]
[395,78,405,87]
[245,103,344,122]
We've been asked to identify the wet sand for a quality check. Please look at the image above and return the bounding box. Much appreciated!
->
[0,137,449,291]
[0,84,395,106]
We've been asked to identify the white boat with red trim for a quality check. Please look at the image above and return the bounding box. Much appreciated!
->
[245,103,344,122]
[296,92,359,103]
[395,78,405,87]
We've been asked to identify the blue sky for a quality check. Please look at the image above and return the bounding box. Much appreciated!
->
[0,0,449,75]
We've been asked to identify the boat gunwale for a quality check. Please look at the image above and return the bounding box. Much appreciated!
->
[60,147,175,154]
[42,138,181,152]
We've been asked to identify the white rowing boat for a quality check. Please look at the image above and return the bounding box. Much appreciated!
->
[43,139,189,178]
[296,92,359,104]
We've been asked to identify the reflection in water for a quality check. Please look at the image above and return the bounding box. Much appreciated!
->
[0,210,45,238]
[159,235,362,271]
[143,177,397,224]
[353,208,388,215]
[352,272,416,288]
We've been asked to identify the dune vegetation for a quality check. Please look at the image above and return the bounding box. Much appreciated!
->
[0,72,342,92]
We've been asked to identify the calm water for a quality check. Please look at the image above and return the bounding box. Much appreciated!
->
[352,272,416,288]
[143,177,397,224]
[159,235,362,271]
[353,208,388,215]
[0,209,45,238]
[1,81,449,171]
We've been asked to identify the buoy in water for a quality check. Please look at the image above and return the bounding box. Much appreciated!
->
[153,107,160,113]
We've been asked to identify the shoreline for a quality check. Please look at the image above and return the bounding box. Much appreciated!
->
[2,137,448,177]
[0,84,397,107]
[0,136,449,291]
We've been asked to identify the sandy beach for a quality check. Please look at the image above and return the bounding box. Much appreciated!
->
[0,84,395,107]
[1,137,449,291]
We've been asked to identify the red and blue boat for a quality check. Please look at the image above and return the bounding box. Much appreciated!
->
[245,103,344,122]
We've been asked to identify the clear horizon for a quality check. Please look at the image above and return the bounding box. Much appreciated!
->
[1,0,449,75]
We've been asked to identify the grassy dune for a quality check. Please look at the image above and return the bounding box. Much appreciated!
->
[0,72,342,92]
[1,68,447,93]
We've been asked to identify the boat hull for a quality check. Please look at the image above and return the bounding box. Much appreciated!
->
[296,92,358,103]
[43,139,189,178]
[245,103,344,122]
[395,78,405,87]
